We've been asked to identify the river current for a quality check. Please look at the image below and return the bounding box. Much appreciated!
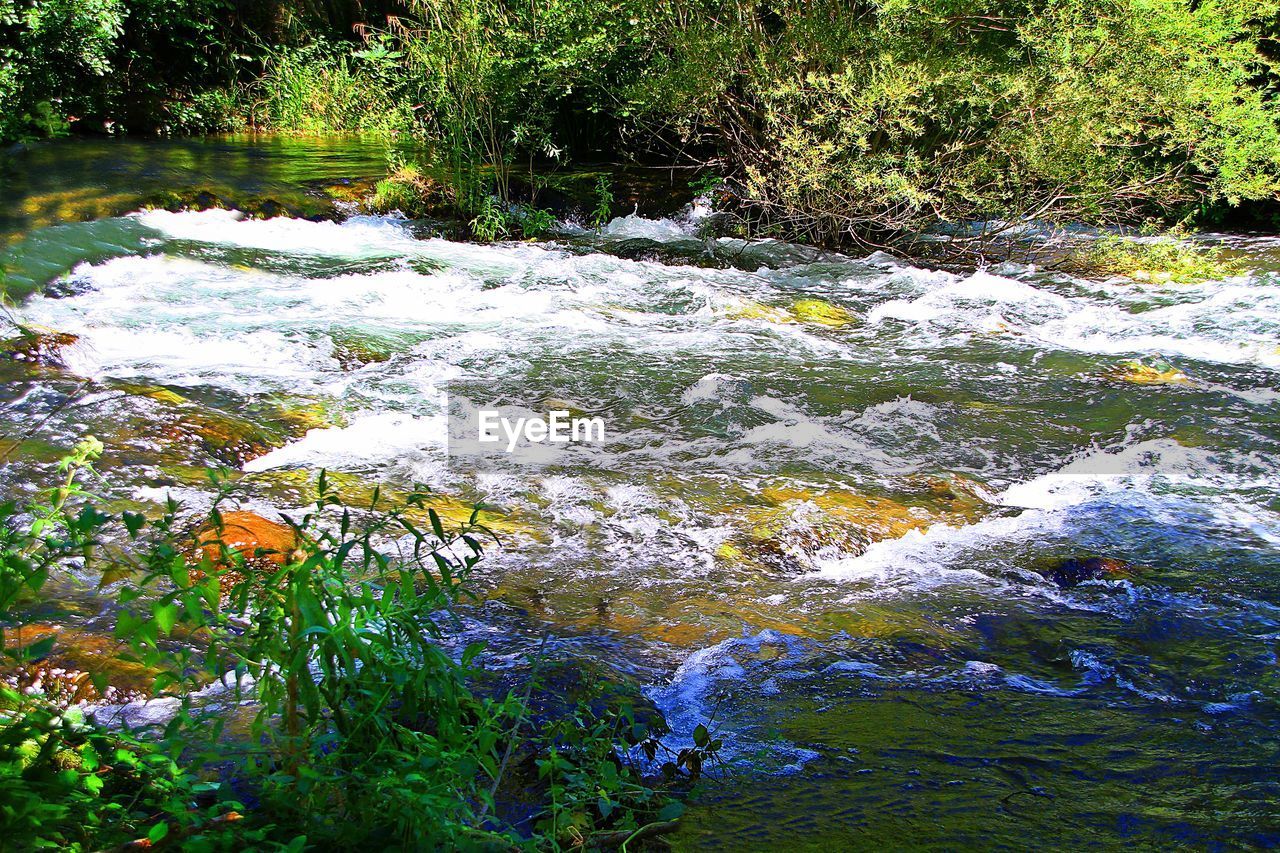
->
[2,138,1279,848]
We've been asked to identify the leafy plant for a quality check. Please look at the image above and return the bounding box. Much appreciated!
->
[513,203,556,238]
[1064,226,1236,283]
[470,194,510,241]
[590,175,614,231]
[627,0,1280,249]
[0,438,246,851]
[370,162,453,217]
[689,172,724,200]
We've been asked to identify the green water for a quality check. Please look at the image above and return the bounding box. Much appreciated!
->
[2,136,1279,849]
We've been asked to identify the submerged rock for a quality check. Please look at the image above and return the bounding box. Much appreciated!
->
[159,410,278,467]
[195,510,299,569]
[319,177,380,207]
[740,500,874,573]
[790,298,855,328]
[720,485,964,574]
[724,299,794,323]
[723,297,856,328]
[911,474,995,518]
[1039,556,1135,588]
[818,604,957,642]
[115,384,338,467]
[1106,358,1189,385]
[1,624,155,707]
[329,330,396,370]
[139,187,336,221]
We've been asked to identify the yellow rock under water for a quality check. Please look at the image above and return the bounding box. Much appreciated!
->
[723,297,855,328]
[755,486,936,539]
[1108,359,1190,385]
[116,382,188,407]
[790,298,855,328]
[818,604,956,642]
[723,299,794,323]
[708,485,961,576]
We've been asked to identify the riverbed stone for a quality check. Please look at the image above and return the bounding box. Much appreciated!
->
[723,486,947,574]
[790,298,855,328]
[1038,555,1136,588]
[1,624,157,706]
[195,510,300,568]
[0,325,79,366]
[1106,358,1190,385]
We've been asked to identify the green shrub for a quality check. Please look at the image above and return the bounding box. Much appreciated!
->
[369,162,456,217]
[0,0,242,142]
[513,203,556,238]
[589,175,614,231]
[627,0,1280,247]
[470,194,511,241]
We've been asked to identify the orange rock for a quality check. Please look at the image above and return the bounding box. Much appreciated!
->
[1,624,154,705]
[196,511,298,567]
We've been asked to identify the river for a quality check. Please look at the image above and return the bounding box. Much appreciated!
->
[2,136,1279,848]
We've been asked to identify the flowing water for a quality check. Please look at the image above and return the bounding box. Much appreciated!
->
[3,138,1280,848]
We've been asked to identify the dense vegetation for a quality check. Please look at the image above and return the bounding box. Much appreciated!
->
[4,0,1279,248]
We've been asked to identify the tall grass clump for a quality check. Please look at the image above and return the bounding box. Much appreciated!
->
[245,41,418,135]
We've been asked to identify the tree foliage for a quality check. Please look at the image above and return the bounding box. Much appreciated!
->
[626,0,1280,244]
[3,0,1280,243]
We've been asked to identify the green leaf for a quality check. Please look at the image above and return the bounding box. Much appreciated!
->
[123,511,146,538]
[461,641,486,666]
[152,602,179,634]
[148,822,170,843]
[657,800,685,821]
